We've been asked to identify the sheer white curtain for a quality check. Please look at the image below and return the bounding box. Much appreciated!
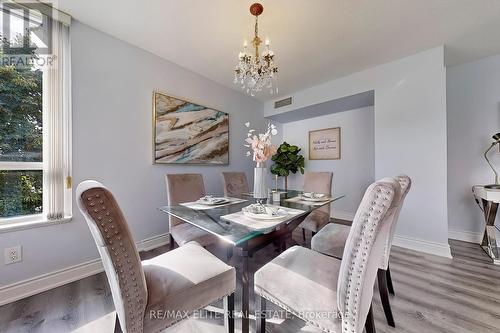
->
[43,19,72,220]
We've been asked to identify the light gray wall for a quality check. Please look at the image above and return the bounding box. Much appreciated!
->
[264,47,450,256]
[0,21,267,287]
[282,106,375,217]
[447,54,500,236]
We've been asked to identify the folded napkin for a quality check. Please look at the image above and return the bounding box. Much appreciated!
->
[221,205,305,231]
[285,196,334,206]
[180,197,247,210]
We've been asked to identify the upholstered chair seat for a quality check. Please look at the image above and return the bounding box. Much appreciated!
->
[77,181,236,333]
[143,241,235,332]
[311,175,411,328]
[298,172,333,240]
[222,172,249,197]
[254,246,343,332]
[166,174,218,249]
[311,223,350,259]
[169,222,218,247]
[254,179,401,333]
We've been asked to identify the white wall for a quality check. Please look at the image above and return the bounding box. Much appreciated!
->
[282,107,375,219]
[447,54,500,241]
[0,21,268,287]
[265,47,450,257]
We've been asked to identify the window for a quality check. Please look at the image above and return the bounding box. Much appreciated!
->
[0,1,71,227]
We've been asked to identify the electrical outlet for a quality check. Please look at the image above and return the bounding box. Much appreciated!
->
[4,246,22,265]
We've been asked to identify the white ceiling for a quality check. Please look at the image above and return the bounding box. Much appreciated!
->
[57,0,500,101]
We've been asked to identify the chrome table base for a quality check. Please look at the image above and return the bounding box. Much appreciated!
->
[480,199,500,265]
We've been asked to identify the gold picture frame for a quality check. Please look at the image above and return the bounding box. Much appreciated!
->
[309,127,341,160]
[152,91,229,165]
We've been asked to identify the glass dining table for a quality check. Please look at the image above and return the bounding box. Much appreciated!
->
[159,190,344,333]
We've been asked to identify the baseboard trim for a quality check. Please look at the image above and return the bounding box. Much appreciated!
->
[0,233,169,306]
[0,258,103,307]
[448,229,483,244]
[136,232,170,252]
[392,234,452,259]
[331,210,355,221]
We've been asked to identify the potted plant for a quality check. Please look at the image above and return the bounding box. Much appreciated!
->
[271,142,305,191]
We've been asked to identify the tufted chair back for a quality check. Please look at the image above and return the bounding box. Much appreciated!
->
[166,174,206,227]
[303,172,333,214]
[337,179,401,333]
[77,181,148,333]
[381,174,412,269]
[222,172,249,197]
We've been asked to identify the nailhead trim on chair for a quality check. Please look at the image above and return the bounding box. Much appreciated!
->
[255,182,396,333]
[341,184,394,333]
[382,175,412,269]
[82,188,148,333]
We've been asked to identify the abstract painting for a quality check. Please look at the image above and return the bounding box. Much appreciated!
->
[309,127,341,160]
[153,92,229,164]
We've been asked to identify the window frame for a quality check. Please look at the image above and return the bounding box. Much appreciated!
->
[0,162,43,170]
[0,2,72,231]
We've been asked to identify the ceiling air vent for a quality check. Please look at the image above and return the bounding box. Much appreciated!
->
[274,97,292,109]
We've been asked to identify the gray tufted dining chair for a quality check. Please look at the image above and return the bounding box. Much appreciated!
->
[221,172,250,197]
[77,180,236,333]
[298,172,333,242]
[311,175,411,327]
[166,173,218,250]
[254,178,401,333]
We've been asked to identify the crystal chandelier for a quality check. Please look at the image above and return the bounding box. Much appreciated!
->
[234,3,278,96]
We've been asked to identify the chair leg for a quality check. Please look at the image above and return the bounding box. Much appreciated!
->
[114,313,122,333]
[226,247,233,262]
[302,228,306,242]
[365,304,376,333]
[386,265,395,295]
[272,239,282,252]
[377,269,395,327]
[169,233,175,250]
[224,293,235,333]
[256,295,266,333]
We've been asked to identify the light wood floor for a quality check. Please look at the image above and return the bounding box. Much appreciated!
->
[1,229,500,333]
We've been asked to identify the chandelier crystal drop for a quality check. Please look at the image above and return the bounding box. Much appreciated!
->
[234,3,278,96]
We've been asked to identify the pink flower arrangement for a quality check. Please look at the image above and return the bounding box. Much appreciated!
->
[244,122,278,163]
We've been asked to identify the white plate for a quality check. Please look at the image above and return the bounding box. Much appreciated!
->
[243,210,288,220]
[299,194,331,202]
[242,205,289,220]
[196,197,231,205]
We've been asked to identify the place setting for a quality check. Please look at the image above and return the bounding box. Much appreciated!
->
[285,191,335,206]
[180,195,247,210]
[221,203,305,231]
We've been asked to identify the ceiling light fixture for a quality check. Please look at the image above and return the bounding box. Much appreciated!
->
[234,3,278,96]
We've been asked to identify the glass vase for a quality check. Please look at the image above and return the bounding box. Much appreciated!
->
[253,162,267,203]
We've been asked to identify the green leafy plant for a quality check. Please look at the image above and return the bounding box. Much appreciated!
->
[270,142,305,190]
[0,33,43,217]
